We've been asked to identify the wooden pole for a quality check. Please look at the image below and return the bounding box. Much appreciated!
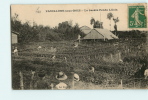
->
[110,20,111,31]
[106,79,108,88]
[64,57,67,63]
[72,73,74,89]
[51,83,54,90]
[118,51,121,61]
[134,81,135,89]
[19,71,24,90]
[120,79,123,89]
[78,39,80,43]
[110,54,113,62]
[128,49,130,53]
[30,71,35,89]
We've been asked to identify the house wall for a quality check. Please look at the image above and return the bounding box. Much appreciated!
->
[12,33,18,44]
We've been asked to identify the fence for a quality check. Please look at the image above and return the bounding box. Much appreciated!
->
[14,70,148,90]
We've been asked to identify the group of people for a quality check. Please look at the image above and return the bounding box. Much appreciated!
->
[33,71,80,90]
[13,46,57,56]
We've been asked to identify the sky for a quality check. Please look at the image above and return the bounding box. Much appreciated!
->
[11,4,147,31]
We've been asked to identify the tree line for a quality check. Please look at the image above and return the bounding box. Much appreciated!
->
[11,14,84,43]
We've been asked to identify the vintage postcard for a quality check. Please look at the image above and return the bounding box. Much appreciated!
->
[11,3,148,90]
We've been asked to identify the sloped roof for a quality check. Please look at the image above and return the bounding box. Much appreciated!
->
[80,26,91,34]
[81,30,91,34]
[94,28,118,39]
[83,28,118,40]
[80,26,91,30]
[12,31,19,35]
[83,30,104,39]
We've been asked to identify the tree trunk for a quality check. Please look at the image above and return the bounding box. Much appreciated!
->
[110,20,111,31]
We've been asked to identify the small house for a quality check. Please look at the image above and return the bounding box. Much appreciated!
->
[12,31,19,44]
[83,28,118,40]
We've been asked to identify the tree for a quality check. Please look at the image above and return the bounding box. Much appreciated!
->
[68,20,73,26]
[54,21,82,40]
[90,17,103,28]
[90,17,95,28]
[113,17,119,36]
[107,12,113,31]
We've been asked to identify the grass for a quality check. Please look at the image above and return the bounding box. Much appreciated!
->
[12,38,148,89]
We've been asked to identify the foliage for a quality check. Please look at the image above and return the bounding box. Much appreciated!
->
[11,14,82,43]
[90,17,103,28]
[55,21,82,40]
[113,17,119,24]
[107,13,113,20]
[12,37,147,89]
[107,12,114,31]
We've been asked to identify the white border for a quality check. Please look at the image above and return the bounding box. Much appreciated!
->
[0,0,148,100]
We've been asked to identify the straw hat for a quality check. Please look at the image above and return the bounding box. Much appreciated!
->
[55,82,67,90]
[74,73,79,81]
[56,71,67,80]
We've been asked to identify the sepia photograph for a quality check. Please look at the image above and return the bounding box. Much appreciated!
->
[11,4,148,90]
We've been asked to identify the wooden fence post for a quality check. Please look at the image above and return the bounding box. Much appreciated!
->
[110,54,113,62]
[71,72,75,89]
[64,57,67,63]
[19,71,24,90]
[134,81,135,89]
[118,51,121,61]
[30,71,35,89]
[120,79,123,89]
[51,83,54,90]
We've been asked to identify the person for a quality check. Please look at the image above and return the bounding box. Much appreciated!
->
[55,82,68,90]
[64,57,67,63]
[34,71,51,89]
[54,71,68,90]
[77,34,81,43]
[56,71,67,81]
[51,55,56,61]
[37,46,42,50]
[89,66,95,73]
[73,73,80,81]
[13,47,18,56]
[74,41,78,47]
[70,72,80,89]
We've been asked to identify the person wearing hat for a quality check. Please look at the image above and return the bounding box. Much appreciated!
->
[56,71,67,81]
[52,55,56,60]
[55,82,68,90]
[73,73,80,82]
[70,72,80,89]
[89,66,95,73]
[34,70,51,89]
[37,46,42,50]
[13,47,18,56]
[55,71,68,90]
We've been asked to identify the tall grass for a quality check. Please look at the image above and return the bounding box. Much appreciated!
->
[12,38,147,89]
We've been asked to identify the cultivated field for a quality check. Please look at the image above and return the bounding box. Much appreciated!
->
[12,37,148,89]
